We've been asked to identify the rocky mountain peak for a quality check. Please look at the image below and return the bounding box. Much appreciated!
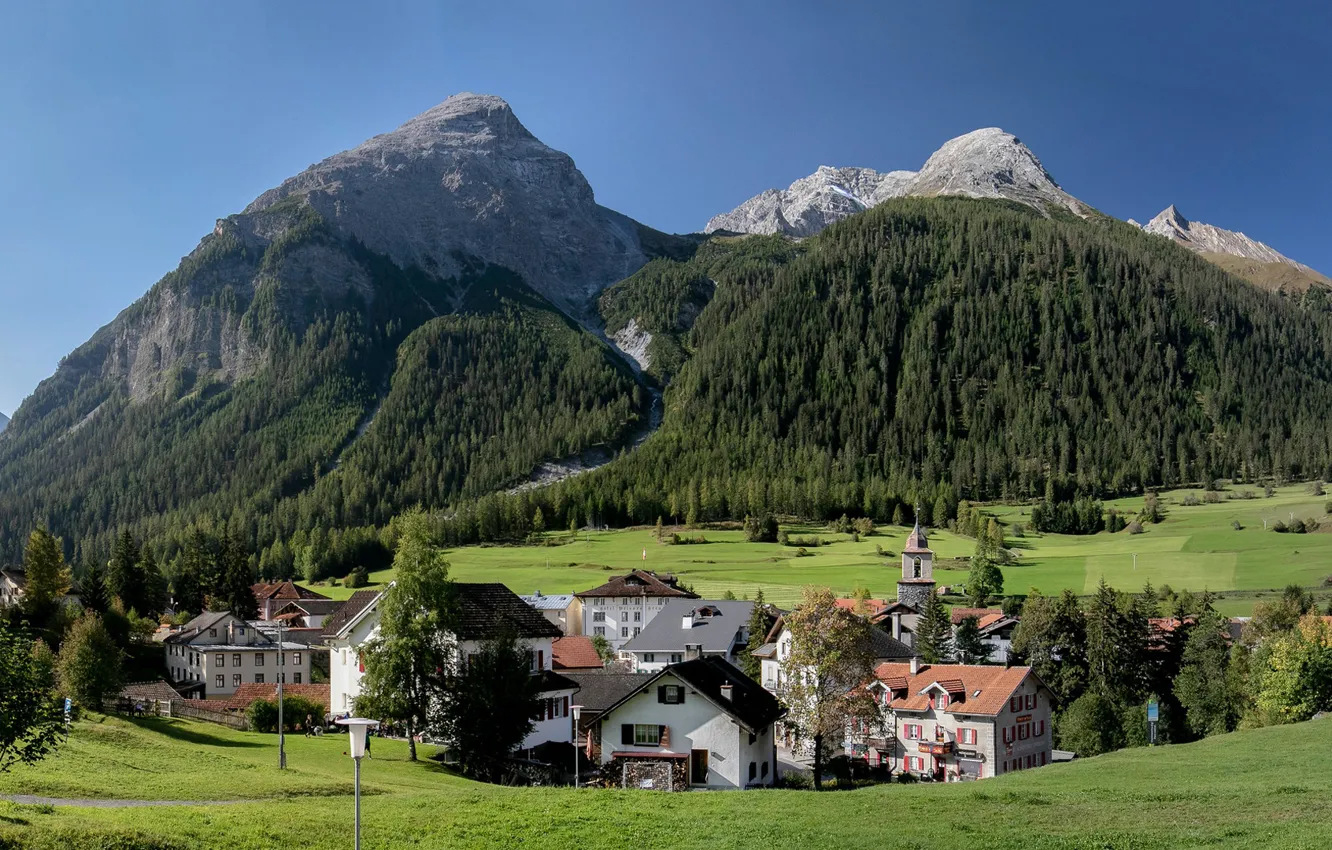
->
[1144,205,1310,270]
[245,92,645,316]
[902,128,1085,217]
[706,127,1087,237]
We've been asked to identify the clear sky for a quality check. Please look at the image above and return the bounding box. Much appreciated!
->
[1,1,1328,416]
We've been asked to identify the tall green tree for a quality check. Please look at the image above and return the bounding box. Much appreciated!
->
[359,508,452,762]
[140,549,167,618]
[1011,590,1088,705]
[778,586,878,790]
[953,616,993,664]
[1173,611,1240,737]
[56,612,125,710]
[438,625,541,782]
[173,529,212,617]
[915,591,953,664]
[741,588,772,680]
[0,622,65,772]
[1086,579,1148,703]
[79,559,109,615]
[106,531,145,615]
[216,531,257,620]
[965,548,1004,607]
[22,528,71,611]
[1252,615,1332,725]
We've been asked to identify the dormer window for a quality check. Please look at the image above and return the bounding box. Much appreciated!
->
[935,693,949,710]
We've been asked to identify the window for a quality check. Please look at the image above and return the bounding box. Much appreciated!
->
[960,727,977,746]
[255,653,265,667]
[1040,751,1047,766]
[633,627,641,637]
[294,653,302,666]
[209,629,217,637]
[670,653,682,664]
[215,675,224,688]
[593,611,605,622]
[634,611,642,622]
[1010,696,1021,712]
[232,654,241,667]
[1036,719,1046,736]
[645,653,655,663]
[912,557,922,578]
[658,684,685,704]
[621,627,629,638]
[935,693,949,710]
[594,626,606,636]
[749,762,757,781]
[232,674,241,687]
[1026,694,1036,710]
[237,627,245,637]
[905,724,922,740]
[634,724,661,745]
[761,761,769,778]
[1019,723,1030,740]
[293,673,302,684]
[255,673,264,684]
[216,653,225,667]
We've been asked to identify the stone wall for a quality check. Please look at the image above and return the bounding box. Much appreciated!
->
[602,756,688,791]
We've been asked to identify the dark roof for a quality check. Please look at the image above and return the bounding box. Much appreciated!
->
[453,583,562,640]
[869,627,917,661]
[535,669,580,693]
[574,570,698,600]
[0,568,25,589]
[321,590,381,638]
[561,672,656,714]
[253,581,330,603]
[602,657,785,734]
[119,680,185,702]
[621,599,753,654]
[272,598,345,617]
[164,611,253,646]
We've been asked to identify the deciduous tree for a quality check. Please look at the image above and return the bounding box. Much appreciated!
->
[438,625,540,782]
[0,622,65,772]
[22,528,71,611]
[56,612,124,710]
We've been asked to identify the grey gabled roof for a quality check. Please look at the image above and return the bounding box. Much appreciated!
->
[521,593,575,611]
[561,672,656,714]
[621,599,754,655]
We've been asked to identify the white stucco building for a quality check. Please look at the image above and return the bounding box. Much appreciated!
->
[164,611,311,699]
[574,570,698,653]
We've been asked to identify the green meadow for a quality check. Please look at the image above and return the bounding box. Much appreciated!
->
[309,485,1332,612]
[2,713,1331,849]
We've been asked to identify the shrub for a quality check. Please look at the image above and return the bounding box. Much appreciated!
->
[1264,484,1276,498]
[1106,510,1126,533]
[776,530,789,546]
[1007,524,1024,538]
[1231,520,1243,531]
[246,695,326,733]
[785,536,822,548]
[1181,493,1202,507]
[895,771,918,784]
[1309,480,1326,497]
[777,771,813,790]
[853,517,875,536]
[1126,521,1144,535]
[743,514,779,543]
[345,567,369,589]
[1203,491,1221,504]
[827,514,852,534]
[795,548,812,558]
[1030,498,1104,534]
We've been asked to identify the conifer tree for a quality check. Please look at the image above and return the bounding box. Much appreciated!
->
[217,531,257,620]
[106,531,145,614]
[741,588,771,680]
[80,558,109,615]
[915,591,953,664]
[22,528,71,610]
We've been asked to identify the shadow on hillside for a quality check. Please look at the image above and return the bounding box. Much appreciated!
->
[130,717,263,749]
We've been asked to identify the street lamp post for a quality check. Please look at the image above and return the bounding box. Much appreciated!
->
[337,718,380,850]
[277,620,286,770]
[570,705,583,788]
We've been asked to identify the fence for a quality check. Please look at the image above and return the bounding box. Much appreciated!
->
[167,699,250,731]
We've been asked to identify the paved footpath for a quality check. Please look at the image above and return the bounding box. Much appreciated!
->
[2,795,246,808]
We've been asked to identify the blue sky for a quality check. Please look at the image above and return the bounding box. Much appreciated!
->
[1,1,1329,416]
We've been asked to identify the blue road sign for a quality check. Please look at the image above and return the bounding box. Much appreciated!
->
[1147,700,1159,722]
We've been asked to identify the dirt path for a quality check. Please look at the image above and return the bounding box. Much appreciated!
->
[2,794,247,808]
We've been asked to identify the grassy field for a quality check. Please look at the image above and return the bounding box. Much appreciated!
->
[2,713,1332,849]
[308,485,1332,612]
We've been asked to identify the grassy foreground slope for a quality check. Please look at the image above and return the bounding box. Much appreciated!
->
[311,484,1332,612]
[2,714,1332,849]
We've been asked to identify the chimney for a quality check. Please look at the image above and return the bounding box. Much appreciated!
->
[682,609,696,630]
[719,683,733,701]
[533,590,542,598]
[910,656,921,675]
[891,612,902,640]
[685,643,702,661]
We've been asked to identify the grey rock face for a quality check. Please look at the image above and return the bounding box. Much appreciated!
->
[0,413,8,434]
[901,128,1085,217]
[707,127,1086,237]
[1143,205,1320,273]
[248,93,646,317]
[706,166,915,236]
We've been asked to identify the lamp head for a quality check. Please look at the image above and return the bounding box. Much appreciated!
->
[571,704,583,723]
[336,717,380,759]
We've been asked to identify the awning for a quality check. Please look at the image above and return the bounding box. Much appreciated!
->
[610,751,688,759]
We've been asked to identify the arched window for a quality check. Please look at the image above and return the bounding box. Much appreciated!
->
[912,557,922,578]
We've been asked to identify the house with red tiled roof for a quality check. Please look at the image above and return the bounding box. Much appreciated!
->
[950,608,1020,664]
[867,659,1053,781]
[214,682,331,714]
[552,635,605,672]
[575,570,698,652]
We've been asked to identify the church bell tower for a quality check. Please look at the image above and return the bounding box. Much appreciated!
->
[897,521,936,612]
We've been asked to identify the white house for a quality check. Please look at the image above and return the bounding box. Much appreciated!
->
[753,610,915,696]
[869,660,1054,780]
[324,582,578,750]
[574,570,698,653]
[0,569,24,607]
[949,608,1020,664]
[594,656,786,790]
[164,611,311,699]
[620,600,754,673]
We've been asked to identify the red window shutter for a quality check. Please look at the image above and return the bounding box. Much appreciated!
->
[539,650,544,670]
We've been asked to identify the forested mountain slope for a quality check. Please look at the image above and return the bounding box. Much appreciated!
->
[535,197,1332,532]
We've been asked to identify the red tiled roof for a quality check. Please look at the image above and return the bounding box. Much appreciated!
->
[252,581,330,603]
[215,683,331,713]
[834,598,891,616]
[575,570,698,600]
[552,636,604,670]
[873,662,1037,716]
[951,607,1003,626]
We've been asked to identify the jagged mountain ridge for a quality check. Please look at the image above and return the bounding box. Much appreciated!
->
[1139,205,1329,292]
[0,413,8,435]
[706,128,1086,236]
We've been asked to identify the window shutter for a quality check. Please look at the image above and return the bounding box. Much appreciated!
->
[621,724,634,746]
[538,650,544,670]
[678,686,685,703]
[657,685,666,703]
[563,696,569,717]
